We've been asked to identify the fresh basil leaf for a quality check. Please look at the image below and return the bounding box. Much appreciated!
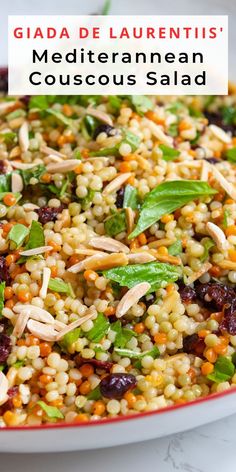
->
[102,0,111,14]
[104,261,180,292]
[168,123,179,137]
[0,282,5,318]
[168,240,182,256]
[108,96,122,114]
[20,165,46,186]
[115,345,159,360]
[129,180,217,239]
[29,96,49,110]
[167,102,184,114]
[104,211,126,236]
[59,327,81,353]
[127,96,153,115]
[188,107,203,118]
[87,385,102,400]
[112,321,136,348]
[37,401,64,419]
[221,106,236,126]
[225,147,236,162]
[8,224,29,249]
[24,221,45,251]
[90,130,140,157]
[0,131,17,145]
[223,209,231,228]
[200,238,215,262]
[81,115,98,140]
[159,144,180,161]
[48,278,74,297]
[87,313,110,343]
[0,174,11,193]
[46,109,74,128]
[207,356,235,383]
[123,185,138,210]
[80,189,95,211]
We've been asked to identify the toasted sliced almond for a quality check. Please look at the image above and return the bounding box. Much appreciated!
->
[102,173,132,196]
[148,238,175,249]
[39,267,51,299]
[11,172,23,193]
[211,166,236,200]
[44,154,63,163]
[0,101,17,115]
[89,237,130,254]
[116,282,151,318]
[11,161,38,170]
[135,155,152,171]
[218,260,236,270]
[86,108,113,126]
[209,124,231,144]
[13,304,55,324]
[22,203,40,211]
[54,320,67,332]
[46,159,80,174]
[19,246,53,256]
[19,121,29,152]
[144,118,173,146]
[176,161,202,168]
[75,248,102,256]
[27,319,58,342]
[13,310,30,338]
[201,160,209,181]
[125,207,135,234]
[206,222,228,251]
[128,252,156,264]
[0,372,9,406]
[84,252,128,271]
[40,145,66,158]
[186,262,212,285]
[149,250,182,265]
[56,312,95,341]
[68,252,107,273]
[84,156,110,163]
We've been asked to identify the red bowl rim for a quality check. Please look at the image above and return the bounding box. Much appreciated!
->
[1,385,236,431]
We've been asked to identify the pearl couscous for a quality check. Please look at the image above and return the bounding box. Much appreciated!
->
[0,90,236,427]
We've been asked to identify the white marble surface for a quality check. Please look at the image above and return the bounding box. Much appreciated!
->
[1,414,235,472]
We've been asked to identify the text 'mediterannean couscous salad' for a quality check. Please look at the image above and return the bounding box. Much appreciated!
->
[1,87,236,427]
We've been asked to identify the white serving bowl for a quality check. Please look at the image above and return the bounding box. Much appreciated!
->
[1,388,236,452]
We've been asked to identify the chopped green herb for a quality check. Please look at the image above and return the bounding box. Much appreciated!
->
[90,130,140,157]
[6,109,26,121]
[223,209,231,228]
[0,131,17,145]
[200,238,215,262]
[80,189,95,211]
[24,221,45,250]
[59,328,81,353]
[20,165,46,186]
[114,345,159,361]
[159,144,180,162]
[87,385,102,400]
[112,321,136,348]
[104,261,181,292]
[168,240,182,256]
[123,185,138,210]
[104,211,127,236]
[221,106,236,126]
[0,282,5,318]
[108,96,122,114]
[29,96,50,110]
[188,107,203,118]
[190,130,201,146]
[168,123,179,137]
[48,278,74,297]
[0,192,21,203]
[0,174,11,193]
[127,96,153,115]
[37,401,64,419]
[46,109,75,128]
[8,224,29,249]
[87,313,110,343]
[129,180,217,239]
[207,356,235,383]
[225,147,236,163]
[81,115,98,140]
[167,102,184,114]
[13,360,24,369]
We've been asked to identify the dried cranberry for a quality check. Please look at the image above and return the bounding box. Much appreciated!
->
[100,373,137,399]
[0,68,8,93]
[220,300,236,335]
[0,160,8,174]
[20,95,31,106]
[141,293,156,308]
[0,386,18,416]
[37,205,64,225]
[204,157,220,164]
[115,187,125,208]
[0,333,11,363]
[0,256,10,285]
[74,355,113,372]
[93,124,115,140]
[195,282,236,310]
[178,283,196,304]
[183,334,205,356]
